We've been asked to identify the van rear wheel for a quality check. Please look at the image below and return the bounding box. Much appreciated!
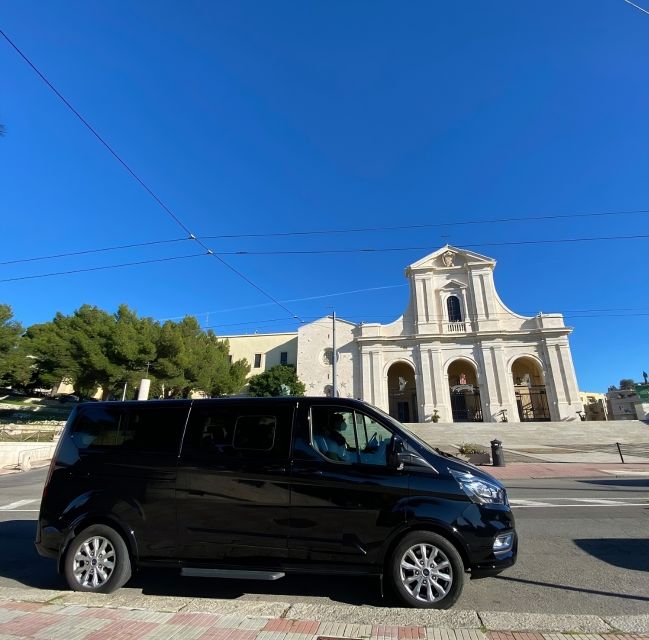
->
[64,525,131,593]
[390,531,464,609]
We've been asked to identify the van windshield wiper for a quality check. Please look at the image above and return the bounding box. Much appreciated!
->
[434,447,463,461]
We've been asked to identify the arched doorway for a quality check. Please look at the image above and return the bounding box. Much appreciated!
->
[512,357,550,421]
[447,360,483,422]
[387,362,418,422]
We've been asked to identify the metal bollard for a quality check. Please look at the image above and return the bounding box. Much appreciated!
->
[491,439,505,467]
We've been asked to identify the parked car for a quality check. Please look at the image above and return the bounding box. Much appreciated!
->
[56,394,80,404]
[36,397,516,608]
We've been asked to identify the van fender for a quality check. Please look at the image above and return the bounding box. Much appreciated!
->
[57,492,142,572]
[379,517,472,570]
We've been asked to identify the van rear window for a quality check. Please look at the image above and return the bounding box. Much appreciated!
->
[71,405,186,454]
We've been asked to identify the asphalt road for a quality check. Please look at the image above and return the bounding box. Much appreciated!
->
[1,468,647,614]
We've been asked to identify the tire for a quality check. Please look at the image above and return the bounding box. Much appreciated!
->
[63,524,132,593]
[390,531,465,609]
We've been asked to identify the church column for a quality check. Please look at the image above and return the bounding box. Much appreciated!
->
[417,346,451,422]
[413,346,427,422]
[479,342,517,422]
[542,337,581,421]
[360,346,387,412]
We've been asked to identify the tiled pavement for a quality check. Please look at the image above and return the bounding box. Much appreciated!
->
[0,600,647,640]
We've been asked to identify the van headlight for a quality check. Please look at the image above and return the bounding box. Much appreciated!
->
[450,470,507,505]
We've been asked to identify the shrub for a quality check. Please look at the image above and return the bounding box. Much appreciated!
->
[457,442,486,455]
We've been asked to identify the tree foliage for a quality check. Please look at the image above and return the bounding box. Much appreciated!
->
[0,304,30,386]
[248,365,305,397]
[619,379,636,391]
[11,304,249,399]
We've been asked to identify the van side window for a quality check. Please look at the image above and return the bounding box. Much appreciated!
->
[71,406,125,449]
[355,411,393,466]
[183,404,293,459]
[309,407,392,466]
[310,407,358,464]
[233,415,276,451]
[71,405,186,454]
[125,406,187,453]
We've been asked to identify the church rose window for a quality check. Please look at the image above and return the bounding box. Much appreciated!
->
[322,348,337,366]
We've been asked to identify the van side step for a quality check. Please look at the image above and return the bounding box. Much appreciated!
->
[181,568,285,581]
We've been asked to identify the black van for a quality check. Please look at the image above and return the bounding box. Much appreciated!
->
[36,397,516,609]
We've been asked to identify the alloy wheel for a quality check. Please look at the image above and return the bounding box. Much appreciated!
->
[399,543,453,603]
[72,536,116,589]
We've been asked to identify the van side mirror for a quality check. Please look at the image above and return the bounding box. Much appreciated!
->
[388,435,405,470]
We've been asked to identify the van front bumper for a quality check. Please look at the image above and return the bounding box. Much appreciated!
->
[468,529,517,577]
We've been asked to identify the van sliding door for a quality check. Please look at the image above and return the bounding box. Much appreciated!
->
[176,401,293,566]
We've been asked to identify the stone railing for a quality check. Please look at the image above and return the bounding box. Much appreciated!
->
[445,321,466,333]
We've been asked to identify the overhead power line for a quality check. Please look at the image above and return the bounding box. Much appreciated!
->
[0,237,189,266]
[0,253,208,283]
[3,226,649,270]
[206,233,649,256]
[202,208,649,239]
[624,0,649,16]
[0,29,302,321]
[206,309,649,332]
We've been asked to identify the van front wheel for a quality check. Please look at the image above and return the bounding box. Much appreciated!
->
[390,531,464,609]
[63,525,132,593]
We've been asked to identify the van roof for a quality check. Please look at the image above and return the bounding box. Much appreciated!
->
[79,397,370,409]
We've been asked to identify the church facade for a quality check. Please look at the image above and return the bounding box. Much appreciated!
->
[297,246,583,423]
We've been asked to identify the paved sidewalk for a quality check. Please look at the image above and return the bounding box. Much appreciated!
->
[0,597,648,640]
[481,462,649,480]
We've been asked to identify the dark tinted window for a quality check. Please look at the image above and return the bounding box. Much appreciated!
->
[71,406,124,450]
[182,403,293,459]
[233,415,276,451]
[71,405,186,454]
[280,351,288,365]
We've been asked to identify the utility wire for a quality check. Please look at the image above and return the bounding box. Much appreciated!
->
[4,228,649,268]
[624,0,649,16]
[202,208,649,239]
[209,310,649,330]
[0,29,302,321]
[0,237,189,266]
[206,233,649,256]
[0,253,207,283]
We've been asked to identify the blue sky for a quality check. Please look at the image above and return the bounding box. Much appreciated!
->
[2,1,648,392]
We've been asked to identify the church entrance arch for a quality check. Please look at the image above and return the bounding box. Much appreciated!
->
[511,356,550,421]
[447,360,483,422]
[387,362,418,423]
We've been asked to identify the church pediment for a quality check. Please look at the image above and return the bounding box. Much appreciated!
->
[406,245,495,273]
[440,279,467,290]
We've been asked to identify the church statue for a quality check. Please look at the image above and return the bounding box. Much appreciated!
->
[442,251,455,267]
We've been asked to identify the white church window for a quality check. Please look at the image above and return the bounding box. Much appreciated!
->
[447,295,462,323]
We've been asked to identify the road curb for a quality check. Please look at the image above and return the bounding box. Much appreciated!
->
[0,587,647,635]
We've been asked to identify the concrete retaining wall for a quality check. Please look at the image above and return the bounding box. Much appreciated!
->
[403,420,649,447]
[0,442,57,469]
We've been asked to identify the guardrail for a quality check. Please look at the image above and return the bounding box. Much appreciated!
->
[533,442,649,464]
[0,428,57,442]
[17,444,56,471]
